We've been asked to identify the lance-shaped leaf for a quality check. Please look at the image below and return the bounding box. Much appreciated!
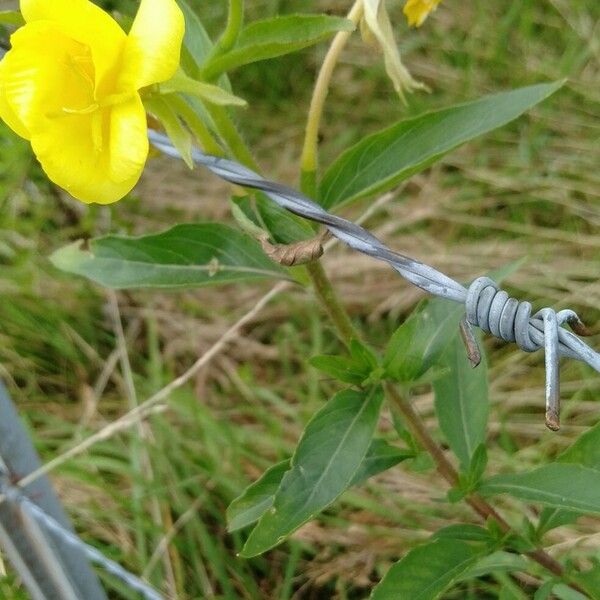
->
[371,538,486,599]
[558,419,600,470]
[320,81,564,209]
[433,524,493,544]
[479,464,600,514]
[233,195,315,244]
[572,565,600,600]
[434,335,489,470]
[227,460,290,533]
[535,422,600,537]
[227,438,410,533]
[457,552,529,582]
[241,387,383,556]
[384,297,464,383]
[350,439,413,486]
[202,15,354,79]
[50,224,288,289]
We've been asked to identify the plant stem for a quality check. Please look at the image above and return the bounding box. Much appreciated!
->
[296,1,365,347]
[300,0,364,196]
[384,383,582,589]
[202,0,244,78]
[305,261,361,348]
[217,0,244,54]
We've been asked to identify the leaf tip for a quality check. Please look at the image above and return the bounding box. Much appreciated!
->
[49,239,91,272]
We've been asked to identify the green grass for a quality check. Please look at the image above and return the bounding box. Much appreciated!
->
[0,0,599,598]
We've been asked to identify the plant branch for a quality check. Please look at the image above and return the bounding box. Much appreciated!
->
[305,261,361,348]
[300,0,364,197]
[384,383,584,591]
[202,0,244,79]
[217,0,244,55]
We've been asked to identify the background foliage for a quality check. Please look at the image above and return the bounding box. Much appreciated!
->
[0,0,599,598]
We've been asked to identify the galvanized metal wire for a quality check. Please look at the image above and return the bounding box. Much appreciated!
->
[149,130,600,430]
[0,472,163,600]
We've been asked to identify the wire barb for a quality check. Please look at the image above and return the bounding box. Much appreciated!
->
[149,130,600,430]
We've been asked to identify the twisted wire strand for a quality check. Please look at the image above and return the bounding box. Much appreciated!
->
[148,131,599,429]
[1,478,163,600]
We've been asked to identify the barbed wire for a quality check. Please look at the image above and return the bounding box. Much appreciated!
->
[149,130,600,431]
[0,472,164,600]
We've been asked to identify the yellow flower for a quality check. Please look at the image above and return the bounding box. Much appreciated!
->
[0,0,184,204]
[403,0,442,27]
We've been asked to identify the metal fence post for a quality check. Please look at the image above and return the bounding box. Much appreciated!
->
[0,380,107,600]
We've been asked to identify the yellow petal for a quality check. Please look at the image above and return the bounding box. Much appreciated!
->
[119,0,185,91]
[108,95,149,186]
[0,54,30,139]
[1,22,92,132]
[20,0,126,97]
[30,100,147,204]
[403,0,442,28]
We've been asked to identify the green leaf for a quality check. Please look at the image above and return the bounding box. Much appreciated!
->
[227,438,409,533]
[320,81,565,209]
[536,507,580,537]
[202,15,354,78]
[534,581,556,600]
[553,584,589,600]
[309,355,367,385]
[499,583,529,600]
[432,524,493,544]
[558,420,600,470]
[50,224,288,289]
[233,195,315,244]
[479,464,600,514]
[350,439,413,486]
[433,334,489,470]
[310,339,380,385]
[176,0,233,134]
[572,564,600,600]
[370,538,485,600]
[383,298,464,383]
[227,460,290,533]
[467,444,488,486]
[241,387,383,557]
[349,339,379,370]
[457,551,529,581]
